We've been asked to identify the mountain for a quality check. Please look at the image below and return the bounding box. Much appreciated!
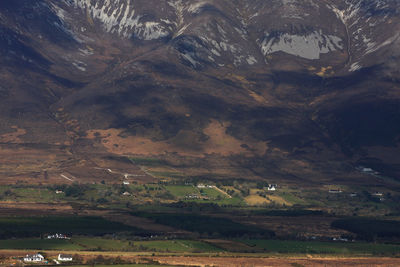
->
[0,0,399,186]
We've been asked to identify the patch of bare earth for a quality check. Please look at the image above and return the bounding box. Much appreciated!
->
[0,126,26,143]
[86,120,267,157]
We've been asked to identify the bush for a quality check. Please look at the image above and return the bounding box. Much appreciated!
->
[65,184,87,197]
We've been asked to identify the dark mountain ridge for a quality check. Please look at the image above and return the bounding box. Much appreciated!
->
[0,0,399,185]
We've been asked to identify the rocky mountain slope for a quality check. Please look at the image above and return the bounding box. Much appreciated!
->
[0,0,399,185]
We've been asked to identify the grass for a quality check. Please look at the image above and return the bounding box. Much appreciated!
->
[133,240,223,253]
[148,171,184,179]
[276,191,306,205]
[0,238,82,250]
[240,240,400,256]
[0,238,222,253]
[214,196,244,206]
[181,195,244,206]
[4,237,397,256]
[281,194,304,205]
[0,186,61,202]
[164,185,244,205]
[165,185,199,198]
[245,195,269,205]
[267,195,291,206]
[200,187,224,198]
[129,157,166,167]
[72,238,132,251]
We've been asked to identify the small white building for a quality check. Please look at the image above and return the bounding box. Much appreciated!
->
[197,184,206,188]
[268,184,277,191]
[24,253,44,262]
[58,254,73,262]
[55,190,64,194]
[123,181,130,185]
[122,191,131,196]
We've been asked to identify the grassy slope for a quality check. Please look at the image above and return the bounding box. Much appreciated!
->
[0,238,82,250]
[0,238,221,253]
[0,237,399,256]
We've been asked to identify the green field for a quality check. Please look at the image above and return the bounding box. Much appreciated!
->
[200,187,223,198]
[149,171,185,179]
[0,186,62,202]
[74,238,222,253]
[276,190,307,205]
[129,157,167,166]
[133,240,222,253]
[240,240,400,256]
[165,185,199,198]
[0,238,221,253]
[1,236,399,256]
[164,185,243,205]
[0,238,82,250]
[72,238,132,251]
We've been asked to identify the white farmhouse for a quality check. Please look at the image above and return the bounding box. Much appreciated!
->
[58,254,73,262]
[23,253,44,262]
[268,184,277,191]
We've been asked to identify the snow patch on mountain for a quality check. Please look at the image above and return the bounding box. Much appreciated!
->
[260,31,343,60]
[72,60,87,71]
[71,0,170,40]
[327,0,399,71]
[349,62,361,72]
[187,1,211,14]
